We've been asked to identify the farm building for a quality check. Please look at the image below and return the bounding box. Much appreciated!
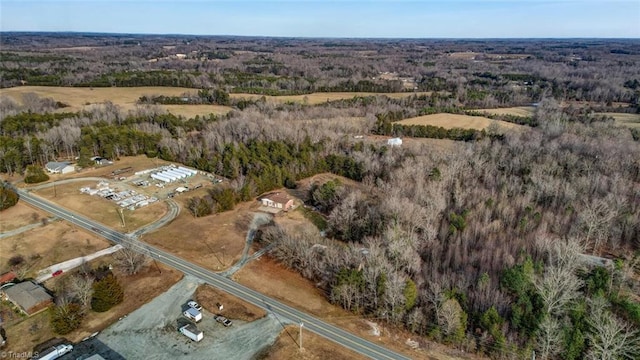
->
[260,192,294,212]
[45,161,75,174]
[387,138,402,146]
[1,281,53,315]
[150,166,197,183]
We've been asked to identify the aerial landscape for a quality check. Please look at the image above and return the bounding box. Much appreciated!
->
[0,1,639,360]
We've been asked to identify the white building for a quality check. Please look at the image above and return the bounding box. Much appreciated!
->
[387,138,403,147]
[45,161,75,174]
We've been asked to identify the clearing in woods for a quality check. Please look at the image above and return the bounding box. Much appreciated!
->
[598,112,640,128]
[229,91,434,104]
[396,113,522,131]
[0,86,233,118]
[476,106,535,117]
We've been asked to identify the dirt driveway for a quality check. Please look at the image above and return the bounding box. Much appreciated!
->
[68,276,287,360]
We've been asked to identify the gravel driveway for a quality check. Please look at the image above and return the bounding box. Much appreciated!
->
[65,276,288,360]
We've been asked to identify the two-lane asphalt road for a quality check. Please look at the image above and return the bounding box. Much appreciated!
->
[16,189,412,360]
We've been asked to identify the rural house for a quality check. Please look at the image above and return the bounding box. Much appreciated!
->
[1,281,53,315]
[45,161,75,174]
[260,192,294,212]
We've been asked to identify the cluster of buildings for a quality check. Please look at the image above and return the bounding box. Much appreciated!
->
[80,181,157,210]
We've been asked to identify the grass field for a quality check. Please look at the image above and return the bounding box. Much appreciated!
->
[396,113,522,131]
[0,86,232,117]
[0,201,49,232]
[598,112,640,128]
[0,218,111,276]
[230,91,434,104]
[476,106,535,117]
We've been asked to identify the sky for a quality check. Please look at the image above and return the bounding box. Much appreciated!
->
[1,0,639,38]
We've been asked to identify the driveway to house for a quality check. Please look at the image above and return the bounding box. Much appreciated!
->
[35,245,123,283]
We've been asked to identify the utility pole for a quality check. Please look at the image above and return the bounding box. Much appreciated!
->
[53,181,57,198]
[299,322,303,351]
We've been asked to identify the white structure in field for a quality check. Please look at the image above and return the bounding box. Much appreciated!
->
[150,165,197,183]
[387,137,402,146]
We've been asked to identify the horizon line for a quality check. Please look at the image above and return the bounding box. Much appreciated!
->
[1,30,639,41]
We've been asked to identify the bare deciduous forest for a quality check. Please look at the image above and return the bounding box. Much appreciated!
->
[1,33,639,359]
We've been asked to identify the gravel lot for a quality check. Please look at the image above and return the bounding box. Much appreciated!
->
[63,276,288,360]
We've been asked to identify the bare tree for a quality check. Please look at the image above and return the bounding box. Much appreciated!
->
[587,297,640,360]
[536,316,563,360]
[438,298,463,339]
[113,247,150,275]
[69,275,94,309]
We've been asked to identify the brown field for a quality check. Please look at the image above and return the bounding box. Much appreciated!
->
[4,261,182,353]
[0,218,111,276]
[195,284,266,322]
[141,199,260,271]
[447,52,530,61]
[476,106,535,117]
[599,112,640,128]
[396,113,521,131]
[61,154,172,180]
[33,181,168,231]
[0,86,233,117]
[229,91,434,105]
[0,201,49,232]
[258,325,368,360]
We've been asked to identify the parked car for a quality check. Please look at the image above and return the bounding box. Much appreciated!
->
[52,270,63,277]
[187,300,202,311]
[214,315,232,327]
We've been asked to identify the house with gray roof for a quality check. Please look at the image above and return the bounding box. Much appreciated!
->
[1,281,53,315]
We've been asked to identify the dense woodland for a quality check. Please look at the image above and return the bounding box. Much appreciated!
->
[1,34,639,359]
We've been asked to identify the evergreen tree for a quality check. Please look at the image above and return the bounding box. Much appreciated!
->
[91,273,124,312]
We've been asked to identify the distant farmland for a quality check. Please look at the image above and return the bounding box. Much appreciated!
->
[598,112,640,128]
[476,106,535,117]
[0,86,233,117]
[396,113,522,131]
[229,91,434,104]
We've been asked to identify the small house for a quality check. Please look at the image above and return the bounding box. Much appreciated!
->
[45,161,75,174]
[260,192,294,211]
[1,281,53,315]
[387,138,402,147]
